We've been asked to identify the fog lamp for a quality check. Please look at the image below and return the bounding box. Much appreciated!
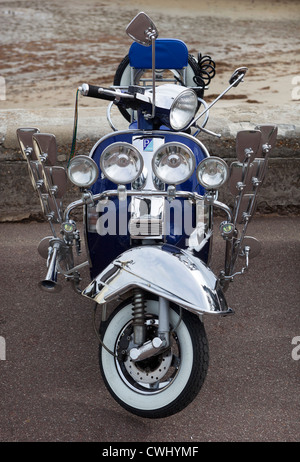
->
[152,142,195,185]
[196,156,228,189]
[100,142,143,184]
[67,155,99,188]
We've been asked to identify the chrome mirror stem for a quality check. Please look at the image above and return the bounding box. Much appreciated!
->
[188,69,247,129]
[151,34,156,118]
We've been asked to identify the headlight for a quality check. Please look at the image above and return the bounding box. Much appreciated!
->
[100,142,143,184]
[152,142,195,185]
[170,88,198,131]
[67,155,99,188]
[196,157,229,189]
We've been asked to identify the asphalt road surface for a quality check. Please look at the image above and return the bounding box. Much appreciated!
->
[0,216,299,442]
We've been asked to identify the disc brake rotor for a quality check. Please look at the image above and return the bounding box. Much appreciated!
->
[124,348,173,384]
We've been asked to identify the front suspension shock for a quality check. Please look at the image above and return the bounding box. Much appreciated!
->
[132,288,147,345]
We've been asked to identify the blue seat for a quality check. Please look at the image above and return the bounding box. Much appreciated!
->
[129,39,189,70]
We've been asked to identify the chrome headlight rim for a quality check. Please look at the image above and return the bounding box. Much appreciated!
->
[100,142,144,185]
[152,141,196,185]
[196,156,229,190]
[169,88,198,131]
[67,155,99,188]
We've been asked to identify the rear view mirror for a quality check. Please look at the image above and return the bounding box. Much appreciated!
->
[32,133,68,201]
[32,132,58,165]
[255,124,278,154]
[229,67,248,87]
[229,161,258,195]
[238,236,261,259]
[236,130,262,162]
[17,127,40,160]
[126,12,158,46]
[234,193,257,224]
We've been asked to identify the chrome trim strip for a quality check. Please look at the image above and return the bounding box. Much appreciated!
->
[88,129,210,159]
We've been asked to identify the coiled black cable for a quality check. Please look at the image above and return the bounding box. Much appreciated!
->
[193,53,216,86]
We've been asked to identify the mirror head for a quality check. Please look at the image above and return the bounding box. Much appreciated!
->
[229,67,248,87]
[126,12,158,46]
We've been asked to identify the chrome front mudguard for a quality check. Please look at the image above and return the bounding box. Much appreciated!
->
[82,245,233,316]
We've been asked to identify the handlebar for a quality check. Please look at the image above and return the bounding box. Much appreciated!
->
[79,84,117,101]
[79,83,135,102]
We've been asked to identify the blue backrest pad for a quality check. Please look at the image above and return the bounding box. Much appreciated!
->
[129,39,189,69]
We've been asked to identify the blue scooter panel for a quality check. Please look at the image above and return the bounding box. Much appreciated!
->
[86,130,210,278]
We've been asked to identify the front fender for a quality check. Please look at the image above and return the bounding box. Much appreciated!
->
[82,244,233,316]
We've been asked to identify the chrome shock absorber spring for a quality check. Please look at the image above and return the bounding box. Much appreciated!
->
[132,288,147,346]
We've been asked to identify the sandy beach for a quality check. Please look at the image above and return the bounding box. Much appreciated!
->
[0,0,299,112]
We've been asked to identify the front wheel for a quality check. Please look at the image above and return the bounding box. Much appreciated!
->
[99,298,209,418]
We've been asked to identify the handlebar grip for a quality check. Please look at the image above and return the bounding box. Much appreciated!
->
[80,84,116,101]
[86,84,102,98]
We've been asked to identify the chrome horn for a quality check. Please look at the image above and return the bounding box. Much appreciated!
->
[38,239,62,293]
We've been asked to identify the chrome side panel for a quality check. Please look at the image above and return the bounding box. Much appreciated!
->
[82,245,232,316]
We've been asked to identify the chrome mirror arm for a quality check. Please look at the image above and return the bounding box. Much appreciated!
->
[151,34,156,118]
[195,125,221,138]
[220,244,251,285]
[187,68,248,130]
[125,12,158,119]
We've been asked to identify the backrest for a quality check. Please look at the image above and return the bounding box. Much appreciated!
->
[129,38,189,70]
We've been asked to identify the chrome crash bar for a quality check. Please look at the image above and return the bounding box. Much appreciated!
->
[63,188,233,223]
